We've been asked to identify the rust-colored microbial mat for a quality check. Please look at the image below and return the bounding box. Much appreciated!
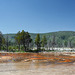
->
[0,52,75,64]
[0,52,75,75]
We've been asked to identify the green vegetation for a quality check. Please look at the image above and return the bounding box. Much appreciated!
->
[0,31,75,52]
[0,31,6,50]
[35,34,41,52]
[15,31,21,51]
[15,30,32,52]
[41,35,47,50]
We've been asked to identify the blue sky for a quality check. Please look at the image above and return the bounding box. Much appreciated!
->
[0,0,75,34]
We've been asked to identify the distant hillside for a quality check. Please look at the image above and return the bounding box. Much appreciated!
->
[3,31,75,44]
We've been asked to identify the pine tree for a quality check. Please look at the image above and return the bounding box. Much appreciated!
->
[41,35,47,50]
[35,34,41,51]
[0,31,3,50]
[15,30,32,51]
[15,31,21,51]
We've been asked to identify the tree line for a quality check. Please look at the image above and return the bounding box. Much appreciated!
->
[0,30,75,52]
[15,30,48,52]
[0,30,47,52]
